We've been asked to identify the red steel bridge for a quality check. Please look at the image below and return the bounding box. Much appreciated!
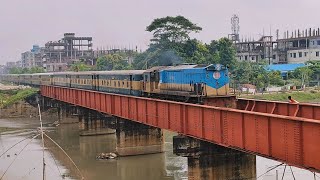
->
[40,85,320,172]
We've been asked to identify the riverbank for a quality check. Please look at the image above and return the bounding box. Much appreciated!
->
[0,127,19,133]
[242,90,320,103]
[0,87,37,108]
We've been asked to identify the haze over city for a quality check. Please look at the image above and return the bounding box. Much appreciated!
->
[0,0,320,64]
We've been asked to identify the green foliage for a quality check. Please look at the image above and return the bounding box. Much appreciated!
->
[216,38,237,70]
[96,54,131,71]
[9,67,45,74]
[292,67,313,86]
[133,16,236,70]
[146,16,202,44]
[71,61,91,72]
[0,88,38,108]
[231,61,284,89]
[267,71,285,86]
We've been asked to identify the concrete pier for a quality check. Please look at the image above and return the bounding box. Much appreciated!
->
[57,103,78,124]
[173,135,256,180]
[78,109,115,136]
[116,118,164,156]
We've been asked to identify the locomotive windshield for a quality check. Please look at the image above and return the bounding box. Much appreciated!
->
[205,64,226,71]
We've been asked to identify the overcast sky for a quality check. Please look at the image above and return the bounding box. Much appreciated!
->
[1,0,320,64]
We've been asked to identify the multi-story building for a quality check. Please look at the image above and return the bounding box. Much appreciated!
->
[235,36,276,64]
[20,45,44,68]
[233,28,320,64]
[43,33,93,72]
[275,28,320,64]
[21,51,34,68]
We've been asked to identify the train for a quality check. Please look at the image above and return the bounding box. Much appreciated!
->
[0,64,230,102]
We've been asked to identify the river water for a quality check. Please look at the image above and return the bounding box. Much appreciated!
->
[0,117,319,180]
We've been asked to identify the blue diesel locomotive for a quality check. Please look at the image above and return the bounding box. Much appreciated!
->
[0,64,230,101]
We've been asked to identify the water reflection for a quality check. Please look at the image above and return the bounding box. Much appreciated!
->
[47,123,188,180]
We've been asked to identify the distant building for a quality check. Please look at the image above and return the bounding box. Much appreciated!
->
[235,36,276,64]
[94,47,137,65]
[43,33,93,72]
[21,51,34,68]
[232,26,320,64]
[276,29,320,64]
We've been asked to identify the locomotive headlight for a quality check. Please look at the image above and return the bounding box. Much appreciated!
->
[213,71,221,79]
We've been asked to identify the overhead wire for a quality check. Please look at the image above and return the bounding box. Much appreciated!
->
[0,133,40,180]
[0,133,37,158]
[281,165,287,180]
[44,133,84,180]
[257,163,284,179]
[289,166,296,180]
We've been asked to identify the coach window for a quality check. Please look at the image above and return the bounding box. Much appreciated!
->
[122,82,124,87]
[118,81,120,87]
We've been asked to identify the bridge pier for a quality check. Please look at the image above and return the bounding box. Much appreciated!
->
[116,118,164,156]
[173,135,256,180]
[57,103,78,124]
[78,108,115,136]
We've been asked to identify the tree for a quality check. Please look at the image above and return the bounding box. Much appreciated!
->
[146,16,202,45]
[9,67,23,74]
[232,61,251,84]
[293,67,313,86]
[71,61,90,72]
[132,16,236,70]
[306,60,320,81]
[267,71,284,86]
[29,67,45,73]
[8,67,45,74]
[216,38,236,70]
[96,54,130,71]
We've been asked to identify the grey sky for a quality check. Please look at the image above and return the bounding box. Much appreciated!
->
[0,0,319,64]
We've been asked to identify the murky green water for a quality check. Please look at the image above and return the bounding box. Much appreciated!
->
[0,117,319,180]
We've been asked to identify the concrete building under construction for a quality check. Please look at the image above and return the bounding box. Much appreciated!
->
[43,33,93,72]
[233,29,320,64]
[235,36,276,64]
[275,28,320,64]
[229,15,320,64]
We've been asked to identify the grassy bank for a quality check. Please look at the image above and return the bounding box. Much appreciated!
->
[0,88,38,108]
[242,91,320,103]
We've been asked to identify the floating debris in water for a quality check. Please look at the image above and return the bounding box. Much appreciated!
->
[96,152,118,160]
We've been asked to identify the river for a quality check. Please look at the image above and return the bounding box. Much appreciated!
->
[0,117,319,180]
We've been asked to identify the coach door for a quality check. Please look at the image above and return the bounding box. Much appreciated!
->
[143,72,152,93]
[66,74,71,87]
[92,74,99,91]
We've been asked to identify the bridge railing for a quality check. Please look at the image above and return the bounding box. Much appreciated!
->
[41,85,320,172]
[237,98,320,120]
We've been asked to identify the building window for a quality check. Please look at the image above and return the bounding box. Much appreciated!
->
[299,52,302,57]
[239,56,242,60]
[245,56,248,60]
[290,53,293,57]
[251,56,255,60]
[305,52,308,57]
[293,53,297,58]
[316,52,319,57]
